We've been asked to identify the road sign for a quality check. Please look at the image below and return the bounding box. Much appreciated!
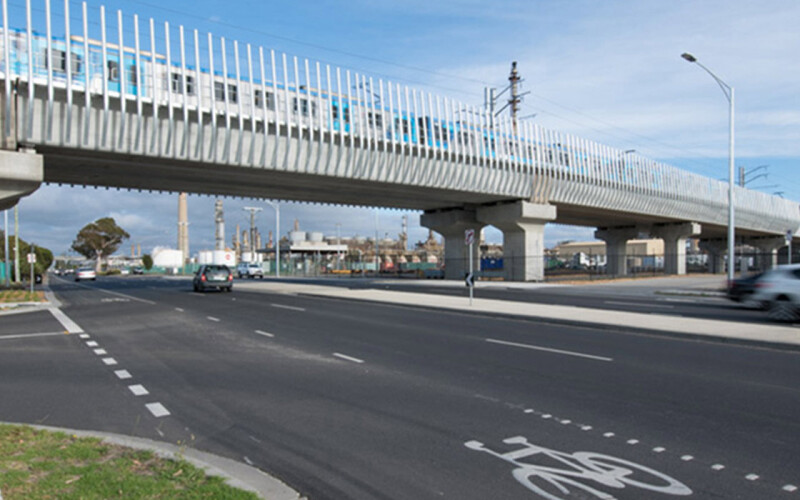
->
[465,272,474,288]
[465,229,475,246]
[786,230,793,244]
[27,253,36,264]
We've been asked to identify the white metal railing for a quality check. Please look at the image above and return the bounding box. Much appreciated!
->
[0,0,797,234]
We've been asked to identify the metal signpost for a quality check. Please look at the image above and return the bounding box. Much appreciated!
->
[465,229,475,306]
[27,250,35,293]
[787,230,793,265]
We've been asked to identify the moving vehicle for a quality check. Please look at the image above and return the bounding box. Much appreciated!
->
[236,262,264,279]
[193,265,233,293]
[75,267,97,281]
[748,264,800,321]
[726,271,764,303]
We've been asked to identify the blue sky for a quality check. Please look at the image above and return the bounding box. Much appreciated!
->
[8,0,800,256]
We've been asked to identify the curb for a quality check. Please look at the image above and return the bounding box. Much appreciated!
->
[2,422,304,500]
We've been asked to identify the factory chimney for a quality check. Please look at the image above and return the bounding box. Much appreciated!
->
[214,199,225,251]
[177,193,189,263]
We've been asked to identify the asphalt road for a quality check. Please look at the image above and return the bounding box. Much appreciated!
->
[1,275,798,499]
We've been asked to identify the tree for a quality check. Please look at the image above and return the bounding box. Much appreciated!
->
[142,254,153,271]
[72,218,130,272]
[0,230,52,279]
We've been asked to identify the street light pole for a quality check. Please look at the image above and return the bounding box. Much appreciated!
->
[264,200,280,278]
[682,53,735,287]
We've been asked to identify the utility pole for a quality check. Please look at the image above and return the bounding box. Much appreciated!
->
[242,207,262,263]
[14,205,20,283]
[3,210,9,287]
[486,61,529,133]
[508,61,522,133]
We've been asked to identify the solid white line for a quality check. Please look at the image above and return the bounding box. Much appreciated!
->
[0,332,67,341]
[255,330,275,338]
[115,370,132,380]
[605,301,674,309]
[485,338,613,362]
[70,281,156,305]
[271,303,306,312]
[102,357,118,366]
[145,402,170,418]
[207,316,220,322]
[128,384,149,396]
[333,353,364,364]
[48,307,83,333]
[93,348,107,355]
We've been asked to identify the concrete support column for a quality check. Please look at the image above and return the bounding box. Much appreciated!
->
[699,239,727,274]
[651,222,701,275]
[420,208,484,281]
[477,201,556,282]
[747,236,784,271]
[0,149,43,210]
[595,226,639,277]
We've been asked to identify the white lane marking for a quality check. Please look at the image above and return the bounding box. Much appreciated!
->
[79,334,89,339]
[70,281,156,305]
[48,307,84,333]
[145,402,170,418]
[604,433,615,438]
[524,409,534,414]
[580,425,592,431]
[0,332,67,341]
[486,338,613,362]
[560,420,572,425]
[249,435,262,444]
[244,456,254,466]
[102,357,118,366]
[271,303,306,312]
[255,330,275,338]
[86,341,98,347]
[783,485,798,492]
[333,353,364,364]
[541,414,552,419]
[128,384,149,396]
[627,439,639,445]
[191,293,205,297]
[653,447,666,453]
[206,316,220,322]
[115,370,132,380]
[175,308,184,312]
[604,301,675,309]
[155,428,165,437]
[681,455,694,461]
[746,474,760,481]
[93,348,107,355]
[662,298,697,304]
[711,464,725,471]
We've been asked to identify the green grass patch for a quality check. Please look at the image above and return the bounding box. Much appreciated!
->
[0,425,259,499]
[0,290,45,303]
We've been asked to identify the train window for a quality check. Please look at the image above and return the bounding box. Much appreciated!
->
[395,118,409,134]
[128,65,137,87]
[417,117,426,144]
[45,49,68,73]
[70,53,83,75]
[331,103,349,122]
[107,60,119,82]
[254,90,275,110]
[214,81,238,103]
[293,97,314,116]
[368,112,383,128]
[171,73,195,95]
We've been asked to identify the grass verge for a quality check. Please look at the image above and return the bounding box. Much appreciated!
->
[0,290,45,303]
[0,424,259,499]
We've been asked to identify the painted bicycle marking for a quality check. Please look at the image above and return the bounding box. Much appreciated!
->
[466,436,692,500]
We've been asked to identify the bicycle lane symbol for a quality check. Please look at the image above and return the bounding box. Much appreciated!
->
[465,436,692,500]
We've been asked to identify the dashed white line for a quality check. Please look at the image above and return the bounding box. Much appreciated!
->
[712,464,725,471]
[102,357,118,366]
[783,485,798,492]
[175,308,184,312]
[746,474,760,481]
[70,281,156,305]
[271,303,306,312]
[86,341,98,347]
[128,385,149,396]
[145,402,170,418]
[249,435,262,444]
[206,316,220,322]
[486,338,613,362]
[155,428,165,437]
[580,425,592,431]
[542,414,552,419]
[243,456,254,466]
[115,370,132,380]
[333,353,364,364]
[653,447,666,453]
[605,301,675,309]
[627,439,639,445]
[93,348,107,355]
[79,334,89,339]
[603,432,615,438]
[681,455,694,462]
[255,330,275,338]
[560,419,572,425]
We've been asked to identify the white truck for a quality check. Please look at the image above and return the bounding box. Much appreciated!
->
[236,262,264,279]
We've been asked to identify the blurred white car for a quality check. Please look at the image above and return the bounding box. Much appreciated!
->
[749,264,800,321]
[75,268,97,282]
